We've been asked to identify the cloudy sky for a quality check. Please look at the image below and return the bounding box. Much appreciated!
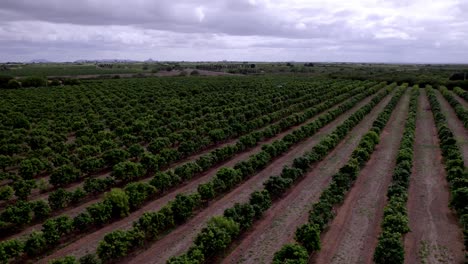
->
[0,0,467,63]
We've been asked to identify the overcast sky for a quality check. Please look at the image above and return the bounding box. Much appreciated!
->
[0,0,467,63]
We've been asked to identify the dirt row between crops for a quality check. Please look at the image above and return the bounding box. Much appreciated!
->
[311,89,410,264]
[114,90,388,264]
[435,90,468,165]
[404,89,465,264]
[37,89,383,262]
[219,86,396,264]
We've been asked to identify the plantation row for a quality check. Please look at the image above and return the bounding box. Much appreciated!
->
[0,77,466,264]
[0,80,363,211]
[0,80,374,239]
[426,86,467,257]
[167,84,399,263]
[44,83,388,264]
[0,78,382,262]
[272,85,407,263]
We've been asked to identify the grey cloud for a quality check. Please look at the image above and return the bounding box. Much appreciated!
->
[0,0,467,62]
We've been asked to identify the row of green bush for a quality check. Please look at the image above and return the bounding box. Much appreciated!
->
[426,86,468,257]
[167,84,398,263]
[373,85,419,263]
[0,82,383,262]
[0,75,81,89]
[273,85,408,263]
[453,87,468,102]
[439,86,468,128]
[91,83,391,263]
[0,82,363,233]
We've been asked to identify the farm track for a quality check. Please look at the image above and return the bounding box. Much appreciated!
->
[115,89,385,264]
[434,90,468,164]
[404,89,465,264]
[36,87,381,262]
[1,86,353,240]
[312,89,410,264]
[219,87,396,264]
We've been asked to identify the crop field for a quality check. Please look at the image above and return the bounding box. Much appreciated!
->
[0,76,466,264]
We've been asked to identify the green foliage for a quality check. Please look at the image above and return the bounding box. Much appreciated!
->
[13,179,37,200]
[295,223,321,253]
[42,216,73,244]
[273,243,309,264]
[0,239,24,263]
[249,190,272,218]
[20,76,47,88]
[32,200,51,220]
[171,194,201,223]
[49,256,79,264]
[24,231,47,256]
[103,188,130,218]
[50,164,80,187]
[97,229,144,262]
[111,161,145,182]
[373,232,404,264]
[124,182,156,210]
[223,203,255,230]
[193,216,240,258]
[1,200,33,225]
[49,188,72,210]
[0,185,14,201]
[150,171,178,192]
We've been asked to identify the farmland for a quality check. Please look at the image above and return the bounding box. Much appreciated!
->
[0,73,467,264]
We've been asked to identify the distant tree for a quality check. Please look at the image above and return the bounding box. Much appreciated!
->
[20,76,47,88]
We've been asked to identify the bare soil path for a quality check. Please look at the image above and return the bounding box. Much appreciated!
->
[220,88,395,264]
[404,89,465,264]
[311,89,410,264]
[435,90,468,164]
[118,90,386,264]
[38,90,381,263]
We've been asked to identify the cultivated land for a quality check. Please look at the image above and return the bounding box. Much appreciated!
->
[0,69,466,264]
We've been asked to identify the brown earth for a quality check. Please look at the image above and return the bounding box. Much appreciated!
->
[404,89,465,264]
[38,90,380,262]
[435,90,468,165]
[220,88,396,264]
[118,91,383,264]
[311,89,410,264]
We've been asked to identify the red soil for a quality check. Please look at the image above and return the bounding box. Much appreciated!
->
[312,89,410,264]
[38,91,379,263]
[220,88,395,264]
[119,92,380,264]
[404,89,465,264]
